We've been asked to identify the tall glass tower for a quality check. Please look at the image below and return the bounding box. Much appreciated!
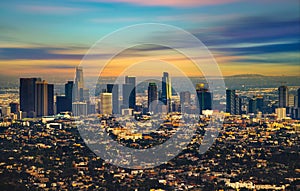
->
[278,86,288,108]
[148,82,158,113]
[161,72,172,112]
[74,66,84,101]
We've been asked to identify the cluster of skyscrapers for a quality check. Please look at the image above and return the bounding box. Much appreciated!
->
[99,72,212,115]
[226,86,300,119]
[18,67,91,118]
[20,78,54,118]
[13,67,300,120]
[16,67,216,118]
[276,86,300,119]
[99,74,173,115]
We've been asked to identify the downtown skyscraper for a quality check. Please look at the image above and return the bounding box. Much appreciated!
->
[226,89,242,115]
[20,78,54,117]
[107,84,119,114]
[20,78,41,117]
[74,66,84,101]
[100,93,112,115]
[56,81,74,113]
[196,83,212,114]
[35,80,54,117]
[161,72,172,112]
[123,76,136,109]
[278,86,288,108]
[148,82,158,113]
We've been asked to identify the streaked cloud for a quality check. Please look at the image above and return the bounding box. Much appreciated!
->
[90,17,142,23]
[0,47,84,60]
[18,5,88,15]
[88,0,240,7]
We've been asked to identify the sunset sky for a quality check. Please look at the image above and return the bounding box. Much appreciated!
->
[0,0,299,79]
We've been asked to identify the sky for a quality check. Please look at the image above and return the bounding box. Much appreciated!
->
[0,0,299,79]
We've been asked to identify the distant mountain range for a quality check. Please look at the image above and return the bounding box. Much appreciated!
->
[228,74,265,78]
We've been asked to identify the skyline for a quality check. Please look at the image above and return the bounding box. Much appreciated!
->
[0,0,299,78]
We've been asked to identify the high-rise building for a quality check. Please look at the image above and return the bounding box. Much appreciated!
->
[248,98,257,114]
[35,80,49,117]
[107,84,119,114]
[148,82,158,113]
[180,91,191,106]
[74,66,84,101]
[87,101,96,115]
[123,76,136,109]
[275,108,286,120]
[65,81,73,111]
[20,78,41,117]
[288,94,295,107]
[9,102,19,114]
[125,76,136,86]
[226,89,243,115]
[235,95,242,115]
[226,90,236,114]
[256,96,264,113]
[278,86,288,108]
[100,93,112,115]
[72,102,87,116]
[83,89,90,102]
[196,83,212,114]
[180,91,191,113]
[56,81,73,114]
[172,101,181,112]
[297,88,300,108]
[48,84,54,115]
[122,84,134,109]
[161,72,172,112]
[56,96,68,113]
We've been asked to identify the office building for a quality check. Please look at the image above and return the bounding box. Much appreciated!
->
[72,102,87,116]
[56,96,68,113]
[226,89,243,115]
[107,84,119,114]
[248,98,257,114]
[172,101,181,112]
[196,83,212,114]
[226,90,236,114]
[74,66,84,101]
[275,108,286,120]
[125,76,136,86]
[161,72,172,112]
[9,102,19,114]
[87,101,96,115]
[35,80,54,117]
[56,81,73,113]
[180,91,191,113]
[35,80,49,117]
[278,86,288,108]
[148,82,158,113]
[65,81,73,111]
[256,96,264,113]
[123,76,136,109]
[20,78,41,117]
[297,88,300,108]
[180,91,191,106]
[288,94,295,107]
[235,95,242,115]
[100,93,112,115]
[48,84,54,115]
